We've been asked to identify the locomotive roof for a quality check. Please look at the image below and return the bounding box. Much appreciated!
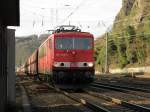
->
[53,31,93,37]
[47,25,93,38]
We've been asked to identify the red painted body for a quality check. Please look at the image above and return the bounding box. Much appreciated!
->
[25,50,38,76]
[54,33,94,62]
[24,29,95,88]
[38,34,54,77]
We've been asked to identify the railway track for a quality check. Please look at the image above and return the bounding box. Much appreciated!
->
[19,80,150,112]
[31,105,90,112]
[86,89,150,112]
[23,88,91,112]
[20,81,96,112]
[52,85,150,112]
[94,82,150,93]
[50,86,112,112]
[87,83,150,111]
[96,76,150,90]
[92,82,150,99]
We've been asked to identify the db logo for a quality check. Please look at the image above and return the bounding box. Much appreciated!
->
[70,62,77,67]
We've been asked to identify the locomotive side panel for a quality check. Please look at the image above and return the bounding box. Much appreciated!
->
[38,43,46,79]
[38,36,54,81]
[45,38,54,74]
[29,50,38,76]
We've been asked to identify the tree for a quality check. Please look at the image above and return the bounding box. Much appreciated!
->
[115,37,128,68]
[124,25,137,63]
[95,47,105,72]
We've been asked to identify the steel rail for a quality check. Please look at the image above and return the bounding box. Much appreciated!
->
[53,87,111,112]
[88,86,150,112]
[22,83,88,112]
[94,82,150,93]
[91,83,150,99]
[91,83,128,92]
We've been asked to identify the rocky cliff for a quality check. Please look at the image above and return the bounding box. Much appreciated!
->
[95,0,150,71]
[113,0,150,33]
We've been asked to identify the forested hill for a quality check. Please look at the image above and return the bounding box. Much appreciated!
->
[15,34,49,67]
[95,0,150,71]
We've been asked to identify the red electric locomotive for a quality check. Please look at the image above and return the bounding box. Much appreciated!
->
[25,25,95,89]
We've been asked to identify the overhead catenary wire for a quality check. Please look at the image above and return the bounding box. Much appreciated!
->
[59,0,87,25]
[101,17,150,37]
[19,0,150,37]
[21,0,150,25]
[101,32,150,50]
[109,32,150,39]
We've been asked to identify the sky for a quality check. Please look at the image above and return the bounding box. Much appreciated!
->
[13,0,122,38]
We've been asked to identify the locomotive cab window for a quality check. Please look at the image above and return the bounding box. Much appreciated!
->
[56,38,73,50]
[55,38,92,50]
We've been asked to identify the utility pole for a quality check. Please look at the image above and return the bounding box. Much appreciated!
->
[105,32,109,73]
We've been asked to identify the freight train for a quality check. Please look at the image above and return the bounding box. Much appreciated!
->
[23,25,95,89]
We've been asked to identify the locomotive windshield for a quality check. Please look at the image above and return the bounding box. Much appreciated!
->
[55,38,92,50]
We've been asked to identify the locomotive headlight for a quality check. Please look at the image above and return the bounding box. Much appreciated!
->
[87,62,94,67]
[53,62,65,67]
[54,62,59,67]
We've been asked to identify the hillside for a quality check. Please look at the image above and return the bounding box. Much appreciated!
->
[15,34,49,67]
[95,0,150,71]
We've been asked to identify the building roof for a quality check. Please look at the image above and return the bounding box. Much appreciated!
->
[0,0,20,26]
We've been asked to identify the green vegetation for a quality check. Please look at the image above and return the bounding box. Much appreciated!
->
[16,34,49,67]
[95,0,150,71]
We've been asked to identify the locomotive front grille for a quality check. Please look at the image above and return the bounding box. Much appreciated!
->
[53,69,94,84]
